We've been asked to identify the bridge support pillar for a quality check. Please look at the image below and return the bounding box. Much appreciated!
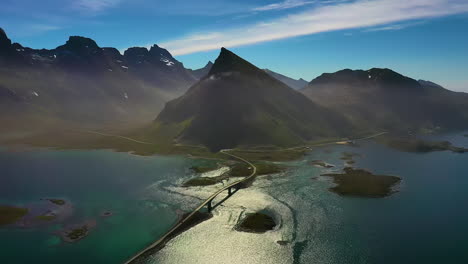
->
[228,187,232,196]
[207,200,212,212]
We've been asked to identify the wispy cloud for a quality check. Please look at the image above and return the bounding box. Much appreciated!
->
[252,0,315,11]
[364,21,426,32]
[159,0,468,56]
[73,0,122,12]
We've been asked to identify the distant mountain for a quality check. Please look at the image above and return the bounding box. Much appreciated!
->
[189,61,213,79]
[151,48,350,151]
[264,69,308,90]
[301,68,468,132]
[0,28,196,128]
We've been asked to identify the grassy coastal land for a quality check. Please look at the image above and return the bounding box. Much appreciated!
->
[0,206,29,226]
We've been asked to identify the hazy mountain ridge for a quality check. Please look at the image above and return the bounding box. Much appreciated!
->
[0,28,196,127]
[264,69,308,90]
[151,48,351,151]
[189,61,213,79]
[301,68,468,132]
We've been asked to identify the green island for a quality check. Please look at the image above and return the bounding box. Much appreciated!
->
[0,205,29,226]
[66,225,89,241]
[322,167,401,198]
[377,136,468,153]
[236,212,276,233]
[310,160,334,168]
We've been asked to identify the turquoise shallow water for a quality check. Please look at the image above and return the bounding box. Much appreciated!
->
[0,149,200,264]
[1,132,468,264]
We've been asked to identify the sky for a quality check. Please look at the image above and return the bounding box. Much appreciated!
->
[1,0,468,91]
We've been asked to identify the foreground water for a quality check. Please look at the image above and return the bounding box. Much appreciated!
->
[0,149,201,264]
[1,132,468,263]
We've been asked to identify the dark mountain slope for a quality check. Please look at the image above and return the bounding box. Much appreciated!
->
[301,69,468,132]
[152,48,351,151]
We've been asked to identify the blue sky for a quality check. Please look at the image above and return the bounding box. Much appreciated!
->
[1,0,468,91]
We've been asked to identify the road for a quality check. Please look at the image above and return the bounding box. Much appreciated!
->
[81,130,155,145]
[123,149,257,264]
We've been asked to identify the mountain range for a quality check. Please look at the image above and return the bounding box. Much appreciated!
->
[301,69,468,132]
[2,27,468,151]
[263,69,308,90]
[0,28,196,128]
[0,28,308,130]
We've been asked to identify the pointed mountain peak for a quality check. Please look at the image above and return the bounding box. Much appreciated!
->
[0,28,7,39]
[0,27,12,48]
[149,44,173,59]
[208,47,259,75]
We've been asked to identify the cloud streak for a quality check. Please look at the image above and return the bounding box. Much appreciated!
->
[364,21,427,32]
[159,0,468,56]
[252,0,315,11]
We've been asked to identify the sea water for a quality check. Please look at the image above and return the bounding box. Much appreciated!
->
[1,132,468,264]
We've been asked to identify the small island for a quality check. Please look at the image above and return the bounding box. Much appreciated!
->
[46,199,66,206]
[235,212,276,233]
[59,220,96,243]
[323,167,401,198]
[0,205,29,226]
